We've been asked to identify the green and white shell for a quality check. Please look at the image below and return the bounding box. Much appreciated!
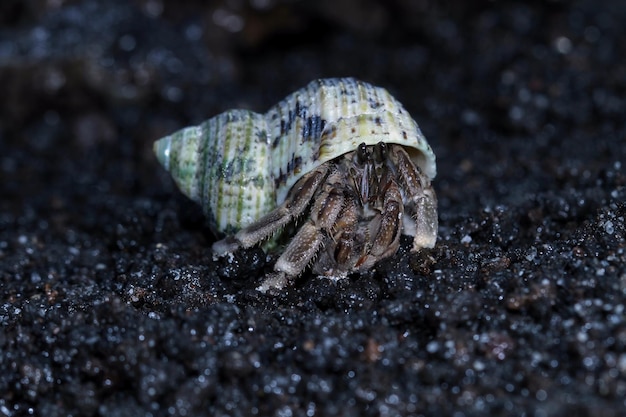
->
[154,77,436,236]
[154,110,274,235]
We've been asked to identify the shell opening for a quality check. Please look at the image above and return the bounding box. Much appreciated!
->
[405,146,436,180]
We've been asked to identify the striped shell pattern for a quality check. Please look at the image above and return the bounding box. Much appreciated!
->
[154,77,436,236]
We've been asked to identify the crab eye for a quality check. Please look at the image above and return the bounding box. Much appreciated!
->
[374,142,387,163]
[356,142,369,164]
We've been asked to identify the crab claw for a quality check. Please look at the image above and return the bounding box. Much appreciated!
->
[256,272,291,293]
[211,236,241,255]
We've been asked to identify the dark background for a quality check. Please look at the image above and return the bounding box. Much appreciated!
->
[1,0,625,416]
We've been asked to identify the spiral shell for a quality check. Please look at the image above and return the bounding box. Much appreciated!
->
[154,110,274,234]
[154,77,436,236]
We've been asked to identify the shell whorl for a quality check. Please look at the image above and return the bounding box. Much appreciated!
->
[266,78,436,203]
[154,110,275,235]
[154,78,436,235]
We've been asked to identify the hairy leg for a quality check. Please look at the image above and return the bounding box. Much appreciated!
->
[212,164,329,254]
[274,169,345,276]
[355,178,404,270]
[312,192,362,276]
[391,145,438,251]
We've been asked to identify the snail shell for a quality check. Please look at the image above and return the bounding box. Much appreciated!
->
[154,78,436,236]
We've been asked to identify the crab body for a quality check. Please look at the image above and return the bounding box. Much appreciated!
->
[154,78,438,290]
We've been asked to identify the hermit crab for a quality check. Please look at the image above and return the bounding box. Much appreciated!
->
[154,78,437,291]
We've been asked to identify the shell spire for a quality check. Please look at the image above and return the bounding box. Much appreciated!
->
[153,110,275,235]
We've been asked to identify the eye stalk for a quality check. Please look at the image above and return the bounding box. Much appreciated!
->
[374,141,387,163]
[356,142,370,165]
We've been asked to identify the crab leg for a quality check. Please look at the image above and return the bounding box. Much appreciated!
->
[212,164,329,253]
[355,178,404,270]
[391,145,438,251]
[331,196,361,269]
[370,180,403,257]
[274,169,345,277]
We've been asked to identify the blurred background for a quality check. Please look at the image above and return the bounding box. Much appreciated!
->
[1,0,623,218]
